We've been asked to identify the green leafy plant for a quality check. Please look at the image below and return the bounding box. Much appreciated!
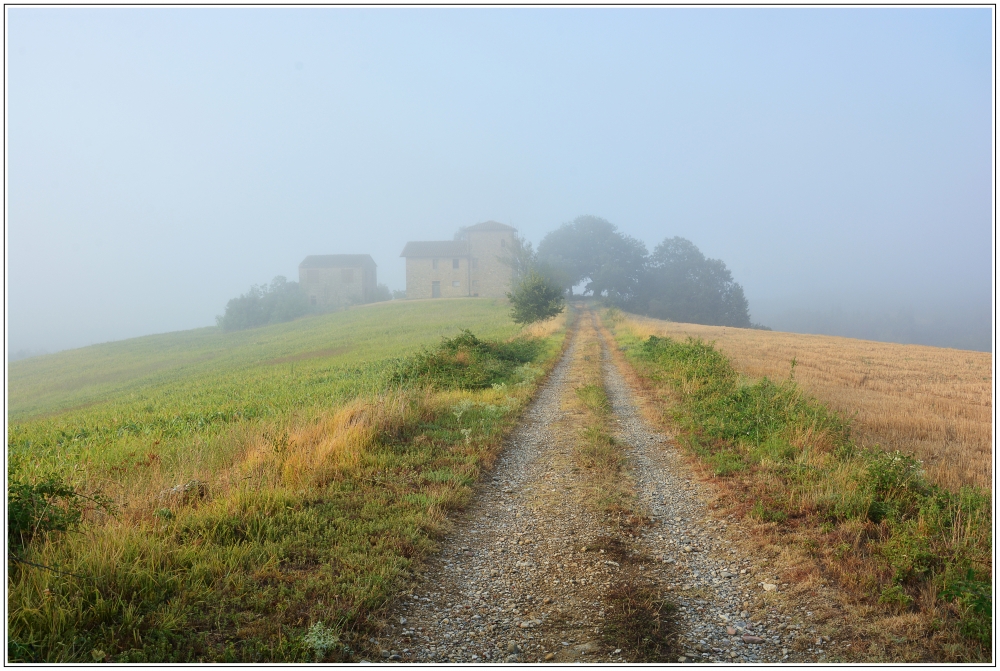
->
[506,269,565,325]
[301,622,340,662]
[941,568,992,644]
[878,584,914,610]
[9,476,90,551]
[396,330,543,390]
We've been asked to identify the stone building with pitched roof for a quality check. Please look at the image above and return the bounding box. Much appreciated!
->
[298,254,377,308]
[400,221,516,299]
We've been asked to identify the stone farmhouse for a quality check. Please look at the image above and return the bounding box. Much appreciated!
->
[298,254,378,309]
[400,221,516,299]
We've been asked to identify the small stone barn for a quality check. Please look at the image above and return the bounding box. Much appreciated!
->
[298,254,377,308]
[400,221,516,299]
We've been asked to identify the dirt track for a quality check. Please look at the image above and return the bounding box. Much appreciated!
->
[374,307,833,663]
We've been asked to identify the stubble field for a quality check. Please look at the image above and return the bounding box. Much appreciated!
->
[621,315,993,492]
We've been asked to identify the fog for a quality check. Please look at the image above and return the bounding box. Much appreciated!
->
[7,8,993,355]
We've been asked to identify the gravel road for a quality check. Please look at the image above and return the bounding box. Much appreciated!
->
[374,309,831,664]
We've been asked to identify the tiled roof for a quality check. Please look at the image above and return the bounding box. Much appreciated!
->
[299,254,376,268]
[399,241,470,258]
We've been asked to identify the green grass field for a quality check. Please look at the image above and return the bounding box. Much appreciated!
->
[7,298,567,662]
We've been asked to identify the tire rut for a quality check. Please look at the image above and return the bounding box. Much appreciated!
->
[593,310,800,663]
[377,316,621,663]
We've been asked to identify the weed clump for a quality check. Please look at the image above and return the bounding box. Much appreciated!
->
[301,621,341,662]
[603,581,678,661]
[395,330,543,390]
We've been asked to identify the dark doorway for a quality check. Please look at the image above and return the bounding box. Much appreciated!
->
[432,281,441,298]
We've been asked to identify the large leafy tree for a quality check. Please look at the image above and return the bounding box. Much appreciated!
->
[536,215,753,327]
[641,237,751,327]
[537,215,647,300]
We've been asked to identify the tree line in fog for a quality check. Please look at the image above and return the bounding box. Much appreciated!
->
[217,215,760,332]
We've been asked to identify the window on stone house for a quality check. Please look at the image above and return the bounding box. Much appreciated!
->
[432,259,438,269]
[310,296,317,306]
[452,281,460,287]
[471,258,478,269]
[453,258,460,269]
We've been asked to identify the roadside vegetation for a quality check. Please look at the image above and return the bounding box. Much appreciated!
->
[608,313,991,661]
[7,299,567,662]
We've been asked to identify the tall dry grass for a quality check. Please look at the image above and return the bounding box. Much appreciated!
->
[520,311,568,340]
[623,316,993,492]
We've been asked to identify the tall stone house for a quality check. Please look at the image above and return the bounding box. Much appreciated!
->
[400,221,516,299]
[298,254,377,308]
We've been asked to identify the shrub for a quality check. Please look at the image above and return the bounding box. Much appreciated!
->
[216,276,309,332]
[394,330,544,390]
[9,476,87,551]
[604,307,625,325]
[865,450,930,522]
[507,269,565,325]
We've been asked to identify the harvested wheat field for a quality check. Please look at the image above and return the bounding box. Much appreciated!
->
[623,315,993,492]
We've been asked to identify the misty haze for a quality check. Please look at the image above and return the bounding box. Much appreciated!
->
[6,7,994,665]
[7,8,992,356]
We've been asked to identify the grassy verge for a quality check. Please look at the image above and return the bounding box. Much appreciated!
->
[609,317,991,661]
[8,304,567,662]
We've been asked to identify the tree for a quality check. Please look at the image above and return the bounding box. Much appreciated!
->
[497,231,537,284]
[640,237,751,327]
[372,284,392,302]
[496,231,575,294]
[506,269,566,325]
[537,215,647,300]
[217,276,310,332]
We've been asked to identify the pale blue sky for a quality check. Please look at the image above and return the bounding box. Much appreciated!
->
[7,8,994,353]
